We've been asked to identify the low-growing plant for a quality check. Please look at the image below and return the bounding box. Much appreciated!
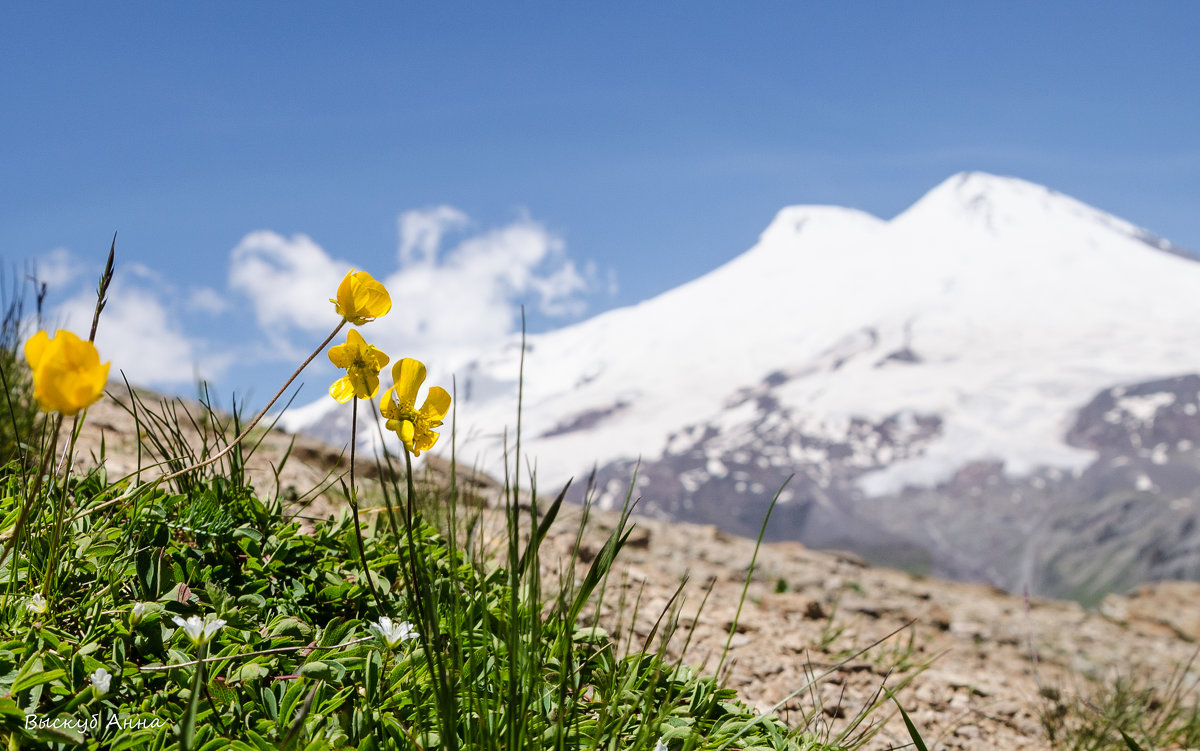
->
[0,241,934,750]
[1038,659,1200,751]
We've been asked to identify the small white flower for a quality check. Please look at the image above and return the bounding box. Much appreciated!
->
[369,617,418,648]
[130,602,146,624]
[171,614,226,645]
[90,667,112,695]
[27,594,47,614]
[654,740,669,751]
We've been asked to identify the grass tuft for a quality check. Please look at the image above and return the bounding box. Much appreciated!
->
[3,247,928,749]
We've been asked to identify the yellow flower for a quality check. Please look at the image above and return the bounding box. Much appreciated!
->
[328,329,390,402]
[23,330,111,416]
[330,268,391,325]
[380,358,450,456]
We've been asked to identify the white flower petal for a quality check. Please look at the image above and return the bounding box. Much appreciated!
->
[90,667,112,695]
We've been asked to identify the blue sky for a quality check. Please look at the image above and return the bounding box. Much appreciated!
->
[2,3,1197,410]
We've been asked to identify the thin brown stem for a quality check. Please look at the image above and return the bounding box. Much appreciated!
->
[159,319,348,482]
[139,636,374,671]
[71,319,348,523]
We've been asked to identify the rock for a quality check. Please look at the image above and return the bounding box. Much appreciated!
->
[1121,580,1200,641]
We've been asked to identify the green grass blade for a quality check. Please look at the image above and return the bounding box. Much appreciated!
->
[884,686,928,751]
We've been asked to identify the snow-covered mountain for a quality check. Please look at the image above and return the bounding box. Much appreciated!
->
[286,172,1200,602]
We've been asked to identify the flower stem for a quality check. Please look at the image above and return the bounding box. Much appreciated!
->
[348,397,385,616]
[73,319,348,523]
[0,414,63,572]
[179,641,206,751]
[368,399,403,539]
[161,319,348,482]
[44,411,85,597]
[403,447,457,751]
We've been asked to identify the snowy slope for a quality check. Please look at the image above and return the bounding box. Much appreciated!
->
[444,172,1200,497]
[283,172,1200,598]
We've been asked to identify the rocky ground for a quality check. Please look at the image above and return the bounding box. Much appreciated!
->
[61,389,1200,750]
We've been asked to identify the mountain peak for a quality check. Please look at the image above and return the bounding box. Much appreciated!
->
[286,171,1200,600]
[897,171,1072,226]
[893,171,1167,253]
[757,204,884,246]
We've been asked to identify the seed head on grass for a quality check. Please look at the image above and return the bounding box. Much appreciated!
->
[380,357,450,456]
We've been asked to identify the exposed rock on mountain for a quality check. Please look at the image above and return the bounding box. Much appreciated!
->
[285,172,1200,601]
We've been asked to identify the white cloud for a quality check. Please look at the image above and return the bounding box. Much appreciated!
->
[34,247,82,290]
[188,287,228,315]
[227,231,349,353]
[53,278,230,388]
[398,206,469,266]
[227,208,602,377]
[379,210,593,371]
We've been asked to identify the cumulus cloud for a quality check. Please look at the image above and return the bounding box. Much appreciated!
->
[53,280,229,387]
[398,206,469,266]
[382,210,588,357]
[227,231,349,353]
[187,287,228,315]
[34,247,83,290]
[227,207,601,374]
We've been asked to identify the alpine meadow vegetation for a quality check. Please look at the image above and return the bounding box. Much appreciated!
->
[0,241,950,750]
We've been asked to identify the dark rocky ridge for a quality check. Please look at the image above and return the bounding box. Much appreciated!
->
[583,371,1200,604]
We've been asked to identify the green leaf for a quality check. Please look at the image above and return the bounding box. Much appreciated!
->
[1120,730,1147,751]
[233,662,269,683]
[365,649,381,700]
[31,721,86,745]
[12,667,66,694]
[884,687,928,751]
[107,730,162,751]
[298,661,340,681]
[268,617,312,640]
[207,676,236,706]
[0,696,24,721]
[237,593,267,610]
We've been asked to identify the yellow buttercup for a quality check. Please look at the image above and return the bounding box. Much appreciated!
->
[328,329,390,402]
[380,358,451,456]
[24,330,110,416]
[330,268,391,325]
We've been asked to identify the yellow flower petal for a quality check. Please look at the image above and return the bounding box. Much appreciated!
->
[379,356,450,456]
[327,329,362,369]
[329,376,357,403]
[351,369,380,399]
[331,269,392,325]
[24,330,49,370]
[412,429,439,456]
[327,329,389,401]
[420,386,452,425]
[391,358,426,407]
[26,330,109,415]
[379,386,398,420]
